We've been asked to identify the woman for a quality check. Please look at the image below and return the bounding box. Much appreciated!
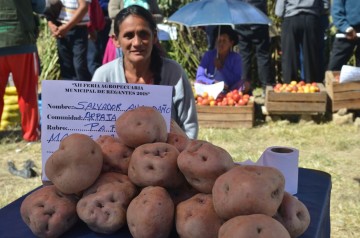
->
[196,26,243,92]
[92,5,198,139]
[102,0,163,64]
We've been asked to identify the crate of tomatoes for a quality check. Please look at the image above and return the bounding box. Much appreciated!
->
[195,89,254,128]
[265,81,327,115]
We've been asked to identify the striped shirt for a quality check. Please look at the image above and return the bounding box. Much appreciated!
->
[58,0,92,25]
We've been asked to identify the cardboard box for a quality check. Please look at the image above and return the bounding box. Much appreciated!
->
[196,102,254,128]
[325,71,360,112]
[265,84,327,114]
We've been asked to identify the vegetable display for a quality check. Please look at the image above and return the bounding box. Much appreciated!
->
[20,106,310,238]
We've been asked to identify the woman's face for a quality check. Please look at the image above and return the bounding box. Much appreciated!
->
[115,15,157,64]
[216,34,234,56]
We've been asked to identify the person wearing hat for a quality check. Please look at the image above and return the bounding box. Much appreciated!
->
[196,25,243,92]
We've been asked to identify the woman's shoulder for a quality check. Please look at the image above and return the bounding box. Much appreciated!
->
[92,58,122,82]
[162,57,184,72]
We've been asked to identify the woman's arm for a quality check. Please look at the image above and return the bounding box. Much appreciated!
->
[196,51,216,84]
[108,0,123,19]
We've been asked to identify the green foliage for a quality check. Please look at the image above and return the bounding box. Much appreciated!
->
[37,18,60,81]
[163,27,207,80]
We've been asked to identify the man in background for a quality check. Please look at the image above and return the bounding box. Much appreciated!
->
[328,0,360,70]
[235,0,274,96]
[275,0,330,83]
[0,0,45,141]
[47,0,92,81]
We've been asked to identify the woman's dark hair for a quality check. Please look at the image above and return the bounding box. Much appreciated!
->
[114,5,163,84]
[212,25,239,46]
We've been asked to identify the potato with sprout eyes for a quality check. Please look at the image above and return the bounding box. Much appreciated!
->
[177,139,235,193]
[20,185,78,238]
[115,106,168,148]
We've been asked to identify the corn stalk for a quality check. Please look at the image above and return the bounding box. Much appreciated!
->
[37,18,60,81]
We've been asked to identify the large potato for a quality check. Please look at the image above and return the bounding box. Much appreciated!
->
[176,193,224,238]
[127,186,174,238]
[96,135,133,174]
[177,140,235,193]
[212,165,285,219]
[20,185,78,238]
[128,142,186,189]
[45,133,103,194]
[115,106,168,148]
[218,214,290,238]
[273,192,311,238]
[82,172,138,203]
[77,172,138,234]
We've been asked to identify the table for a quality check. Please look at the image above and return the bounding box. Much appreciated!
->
[0,168,331,238]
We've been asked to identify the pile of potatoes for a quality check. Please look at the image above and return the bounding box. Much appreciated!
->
[20,106,310,238]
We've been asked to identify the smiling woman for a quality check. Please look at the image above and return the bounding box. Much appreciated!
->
[91,5,198,139]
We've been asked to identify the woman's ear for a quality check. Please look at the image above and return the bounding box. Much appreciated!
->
[112,35,121,48]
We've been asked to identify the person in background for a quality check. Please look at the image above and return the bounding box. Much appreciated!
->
[102,0,163,64]
[235,0,274,96]
[328,0,360,70]
[275,0,330,83]
[92,5,198,139]
[196,26,243,92]
[0,0,45,142]
[87,0,107,76]
[47,0,92,81]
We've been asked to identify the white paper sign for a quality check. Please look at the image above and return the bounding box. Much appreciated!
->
[339,65,360,83]
[41,80,173,181]
[194,81,224,99]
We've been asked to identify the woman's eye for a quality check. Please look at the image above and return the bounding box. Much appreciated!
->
[123,32,134,39]
[139,31,151,39]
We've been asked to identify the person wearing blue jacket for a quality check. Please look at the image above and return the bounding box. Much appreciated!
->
[0,0,45,141]
[328,0,360,70]
[196,26,243,92]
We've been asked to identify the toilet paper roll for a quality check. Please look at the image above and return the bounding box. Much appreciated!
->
[258,146,299,195]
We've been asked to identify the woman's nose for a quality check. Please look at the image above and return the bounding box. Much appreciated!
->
[133,36,142,46]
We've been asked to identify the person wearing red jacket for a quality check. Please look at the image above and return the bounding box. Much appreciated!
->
[0,0,45,141]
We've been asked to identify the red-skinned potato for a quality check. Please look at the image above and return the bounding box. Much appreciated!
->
[166,132,189,153]
[127,186,174,238]
[77,172,138,234]
[176,193,224,238]
[128,142,186,189]
[273,192,311,238]
[20,185,79,238]
[45,133,103,194]
[218,214,290,238]
[95,135,133,174]
[177,140,235,193]
[115,106,168,148]
[170,118,188,138]
[81,172,138,201]
[212,165,285,220]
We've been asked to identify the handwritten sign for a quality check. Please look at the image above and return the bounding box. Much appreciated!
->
[41,80,173,181]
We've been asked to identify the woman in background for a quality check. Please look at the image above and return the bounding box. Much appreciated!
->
[92,5,198,139]
[196,26,243,92]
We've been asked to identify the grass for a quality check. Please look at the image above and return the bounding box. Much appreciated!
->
[1,121,360,237]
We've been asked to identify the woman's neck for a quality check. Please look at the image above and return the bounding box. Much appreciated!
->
[123,59,153,84]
